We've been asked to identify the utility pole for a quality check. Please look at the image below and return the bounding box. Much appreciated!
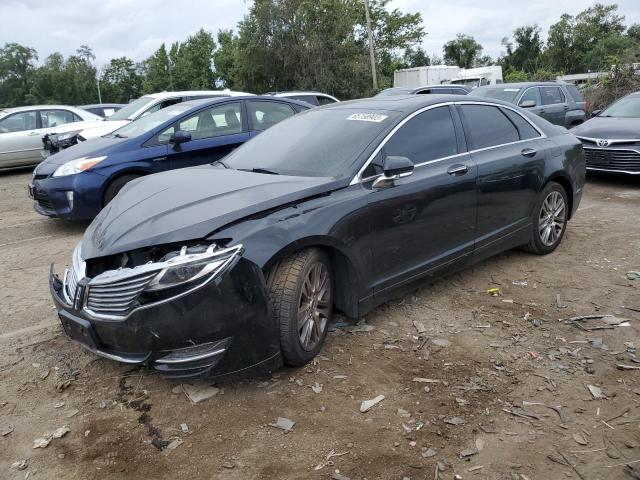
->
[96,76,102,104]
[363,0,378,91]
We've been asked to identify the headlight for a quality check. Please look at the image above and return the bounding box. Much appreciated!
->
[145,244,243,292]
[53,156,107,177]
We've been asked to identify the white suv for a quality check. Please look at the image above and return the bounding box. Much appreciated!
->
[267,91,339,106]
[43,90,253,154]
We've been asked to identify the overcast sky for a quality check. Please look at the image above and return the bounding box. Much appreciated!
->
[1,0,639,67]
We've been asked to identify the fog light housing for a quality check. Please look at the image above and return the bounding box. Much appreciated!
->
[65,191,74,210]
[154,338,229,365]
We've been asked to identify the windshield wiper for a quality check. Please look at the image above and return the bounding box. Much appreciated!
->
[112,133,127,139]
[239,167,280,175]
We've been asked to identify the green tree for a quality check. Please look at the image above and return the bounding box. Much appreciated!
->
[0,42,38,106]
[500,25,543,74]
[443,34,483,68]
[170,29,216,90]
[213,29,239,88]
[141,44,171,93]
[402,46,430,68]
[100,57,141,103]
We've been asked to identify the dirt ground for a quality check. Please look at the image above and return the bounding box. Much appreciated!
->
[1,169,639,480]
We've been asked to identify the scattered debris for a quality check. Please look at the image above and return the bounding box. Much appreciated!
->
[422,448,437,458]
[397,408,411,418]
[343,319,374,333]
[11,460,27,471]
[180,423,189,433]
[432,338,451,348]
[413,320,427,333]
[487,288,501,296]
[360,395,385,413]
[460,447,478,458]
[1,423,14,436]
[412,377,440,384]
[314,450,350,470]
[573,432,588,445]
[32,427,69,450]
[269,417,295,432]
[181,383,220,404]
[164,438,183,452]
[444,416,465,426]
[587,385,605,399]
[311,382,323,394]
[626,271,640,281]
[616,364,640,371]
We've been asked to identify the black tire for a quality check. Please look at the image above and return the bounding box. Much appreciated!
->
[523,181,569,255]
[267,249,332,366]
[103,174,141,206]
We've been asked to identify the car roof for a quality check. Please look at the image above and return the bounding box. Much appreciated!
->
[476,82,567,90]
[173,95,314,111]
[320,94,525,114]
[79,103,124,109]
[268,91,337,97]
[0,105,83,115]
[143,90,253,100]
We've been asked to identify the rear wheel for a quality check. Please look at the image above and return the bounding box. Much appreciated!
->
[523,181,568,255]
[103,174,142,207]
[267,249,332,366]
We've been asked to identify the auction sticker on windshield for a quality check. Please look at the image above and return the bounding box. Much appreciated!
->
[347,113,388,123]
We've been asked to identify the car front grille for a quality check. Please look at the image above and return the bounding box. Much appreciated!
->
[65,264,80,301]
[583,148,640,173]
[85,271,158,317]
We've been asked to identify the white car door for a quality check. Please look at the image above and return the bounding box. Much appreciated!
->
[0,110,42,168]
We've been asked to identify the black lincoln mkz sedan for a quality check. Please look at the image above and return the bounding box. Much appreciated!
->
[50,95,585,379]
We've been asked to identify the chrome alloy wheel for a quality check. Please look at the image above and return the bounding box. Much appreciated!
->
[538,191,566,247]
[298,262,331,351]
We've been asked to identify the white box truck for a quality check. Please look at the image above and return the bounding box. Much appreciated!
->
[450,66,503,88]
[393,65,461,88]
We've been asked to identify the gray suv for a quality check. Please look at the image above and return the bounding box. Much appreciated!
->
[474,82,587,128]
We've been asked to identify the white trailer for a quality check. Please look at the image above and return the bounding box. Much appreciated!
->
[450,66,503,88]
[393,65,461,88]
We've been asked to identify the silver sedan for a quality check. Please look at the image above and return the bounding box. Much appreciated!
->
[0,105,100,168]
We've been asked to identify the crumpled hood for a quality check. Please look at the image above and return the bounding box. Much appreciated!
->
[79,121,130,139]
[81,166,340,260]
[44,119,107,135]
[573,117,640,140]
[35,136,126,175]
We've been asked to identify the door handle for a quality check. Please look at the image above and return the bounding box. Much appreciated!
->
[28,131,39,136]
[152,156,167,162]
[539,108,546,113]
[521,148,537,158]
[447,164,469,176]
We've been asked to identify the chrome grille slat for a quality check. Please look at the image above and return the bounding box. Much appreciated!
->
[583,147,640,172]
[86,271,158,316]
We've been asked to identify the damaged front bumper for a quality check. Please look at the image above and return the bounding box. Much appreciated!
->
[49,256,282,380]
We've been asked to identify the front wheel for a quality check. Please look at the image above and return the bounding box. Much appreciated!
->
[267,249,332,366]
[523,181,568,255]
[103,174,142,207]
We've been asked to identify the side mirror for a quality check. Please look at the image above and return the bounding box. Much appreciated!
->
[519,100,536,108]
[170,130,191,145]
[591,109,602,117]
[372,156,414,189]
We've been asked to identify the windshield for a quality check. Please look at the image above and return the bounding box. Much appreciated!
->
[600,95,640,118]
[110,103,192,138]
[473,87,521,102]
[224,109,398,177]
[108,96,155,121]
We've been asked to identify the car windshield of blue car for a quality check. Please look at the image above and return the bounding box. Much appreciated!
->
[600,96,640,118]
[473,88,520,102]
[110,104,192,138]
[108,96,156,121]
[224,108,398,177]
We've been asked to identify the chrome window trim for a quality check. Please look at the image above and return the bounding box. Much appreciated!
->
[350,101,546,185]
[576,135,640,144]
[516,86,539,107]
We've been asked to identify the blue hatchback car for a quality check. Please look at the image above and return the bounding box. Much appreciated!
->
[29,96,311,219]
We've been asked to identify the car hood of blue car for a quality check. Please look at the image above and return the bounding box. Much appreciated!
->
[36,136,132,175]
[572,116,640,140]
[80,166,343,260]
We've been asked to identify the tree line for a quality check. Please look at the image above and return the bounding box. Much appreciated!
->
[0,1,638,108]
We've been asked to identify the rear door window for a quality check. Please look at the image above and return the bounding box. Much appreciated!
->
[0,111,37,133]
[564,84,584,103]
[540,86,565,105]
[247,101,296,131]
[39,110,80,128]
[459,104,519,149]
[501,108,540,140]
[288,95,319,106]
[317,96,337,105]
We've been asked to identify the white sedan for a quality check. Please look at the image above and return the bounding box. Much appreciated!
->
[0,105,100,168]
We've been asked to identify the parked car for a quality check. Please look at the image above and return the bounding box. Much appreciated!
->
[267,91,339,106]
[375,85,471,97]
[50,95,585,379]
[42,90,253,155]
[473,82,587,128]
[78,103,124,118]
[30,96,310,219]
[572,91,640,175]
[0,106,101,169]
